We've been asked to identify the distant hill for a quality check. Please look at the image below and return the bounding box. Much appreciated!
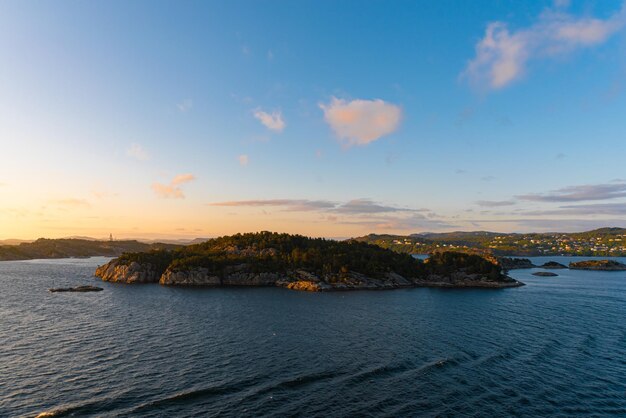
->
[0,239,33,246]
[4,227,626,261]
[0,238,181,261]
[356,228,626,257]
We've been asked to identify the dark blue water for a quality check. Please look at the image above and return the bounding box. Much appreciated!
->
[1,256,625,417]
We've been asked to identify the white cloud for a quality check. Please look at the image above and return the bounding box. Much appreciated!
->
[253,108,286,132]
[152,173,195,199]
[320,97,402,147]
[238,154,249,166]
[126,143,150,161]
[463,2,626,89]
[176,99,193,112]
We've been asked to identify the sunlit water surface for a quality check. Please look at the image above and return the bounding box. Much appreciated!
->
[1,256,625,417]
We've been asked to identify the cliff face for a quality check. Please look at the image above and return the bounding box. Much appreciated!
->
[159,267,221,286]
[94,259,161,283]
[95,259,523,291]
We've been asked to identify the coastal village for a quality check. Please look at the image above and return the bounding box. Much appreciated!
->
[361,228,626,257]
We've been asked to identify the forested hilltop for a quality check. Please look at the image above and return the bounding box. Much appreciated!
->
[355,228,626,257]
[95,232,521,290]
[0,238,179,261]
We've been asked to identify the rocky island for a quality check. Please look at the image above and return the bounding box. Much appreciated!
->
[95,232,524,291]
[569,260,626,271]
[499,257,536,270]
[540,261,568,269]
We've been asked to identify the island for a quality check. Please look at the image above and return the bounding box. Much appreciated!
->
[499,257,536,270]
[569,260,626,271]
[95,232,524,291]
[532,272,559,277]
[0,238,179,261]
[539,261,568,269]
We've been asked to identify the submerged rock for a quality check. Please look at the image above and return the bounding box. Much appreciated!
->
[49,285,103,292]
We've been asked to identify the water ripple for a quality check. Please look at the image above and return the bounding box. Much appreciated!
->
[1,256,626,417]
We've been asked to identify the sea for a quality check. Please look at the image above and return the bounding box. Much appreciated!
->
[1,256,625,417]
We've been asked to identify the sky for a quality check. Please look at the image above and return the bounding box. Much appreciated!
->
[1,0,626,240]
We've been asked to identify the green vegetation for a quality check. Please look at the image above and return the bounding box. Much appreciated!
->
[425,252,502,280]
[569,259,626,270]
[356,228,626,257]
[115,232,503,280]
[118,232,421,278]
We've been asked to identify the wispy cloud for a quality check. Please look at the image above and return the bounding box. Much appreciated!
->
[238,155,249,166]
[126,143,150,161]
[338,214,455,231]
[521,202,626,216]
[208,197,457,232]
[152,173,196,199]
[476,200,516,207]
[517,182,626,202]
[253,108,286,132]
[209,197,423,215]
[52,198,91,208]
[333,199,416,214]
[176,99,193,112]
[463,2,626,89]
[320,97,402,147]
[209,199,336,211]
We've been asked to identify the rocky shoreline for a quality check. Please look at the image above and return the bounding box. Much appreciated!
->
[95,258,524,291]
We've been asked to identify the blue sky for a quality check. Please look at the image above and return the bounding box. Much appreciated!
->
[1,0,626,239]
